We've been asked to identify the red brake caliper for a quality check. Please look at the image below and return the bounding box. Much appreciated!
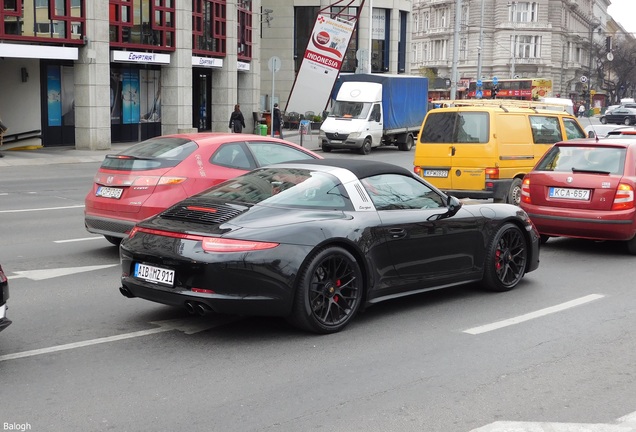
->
[334,279,341,302]
[495,250,502,271]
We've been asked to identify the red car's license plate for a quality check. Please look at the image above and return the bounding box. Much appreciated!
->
[96,186,123,199]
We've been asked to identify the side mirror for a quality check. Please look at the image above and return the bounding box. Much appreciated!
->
[428,195,462,221]
[588,131,596,138]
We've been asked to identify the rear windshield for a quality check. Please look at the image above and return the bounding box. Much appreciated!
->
[200,168,350,209]
[101,137,198,170]
[420,112,489,143]
[536,145,626,174]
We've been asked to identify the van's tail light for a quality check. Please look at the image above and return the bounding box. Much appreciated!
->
[414,166,422,176]
[521,178,531,204]
[612,183,635,210]
[485,168,499,180]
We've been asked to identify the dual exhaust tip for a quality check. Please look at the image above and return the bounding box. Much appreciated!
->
[119,286,213,317]
[184,301,212,316]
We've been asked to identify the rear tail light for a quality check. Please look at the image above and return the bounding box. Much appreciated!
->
[612,183,635,210]
[126,227,279,252]
[414,166,422,176]
[485,167,499,180]
[201,238,279,253]
[131,176,187,186]
[521,178,531,204]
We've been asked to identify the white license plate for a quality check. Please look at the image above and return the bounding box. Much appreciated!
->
[96,186,123,199]
[549,187,590,200]
[424,169,449,178]
[134,263,175,286]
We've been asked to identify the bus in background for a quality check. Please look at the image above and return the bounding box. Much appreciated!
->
[467,78,552,100]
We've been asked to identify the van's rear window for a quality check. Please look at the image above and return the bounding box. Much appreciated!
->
[420,112,489,143]
[101,138,198,170]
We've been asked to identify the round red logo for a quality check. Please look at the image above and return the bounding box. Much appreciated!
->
[316,31,330,45]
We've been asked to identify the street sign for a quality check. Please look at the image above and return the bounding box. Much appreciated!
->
[492,76,498,85]
[476,79,483,87]
[580,75,588,83]
[268,56,281,73]
[607,52,614,61]
[476,90,483,99]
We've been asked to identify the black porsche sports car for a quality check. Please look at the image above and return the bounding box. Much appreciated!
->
[120,159,540,333]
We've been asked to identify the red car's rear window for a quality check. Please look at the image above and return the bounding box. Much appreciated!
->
[536,145,626,174]
[101,138,198,171]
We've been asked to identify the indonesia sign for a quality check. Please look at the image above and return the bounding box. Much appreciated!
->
[286,14,356,114]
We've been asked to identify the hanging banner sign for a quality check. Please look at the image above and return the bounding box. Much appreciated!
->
[286,13,356,114]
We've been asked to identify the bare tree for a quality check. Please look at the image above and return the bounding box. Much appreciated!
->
[594,36,636,104]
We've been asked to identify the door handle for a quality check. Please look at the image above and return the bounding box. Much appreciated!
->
[388,228,406,239]
[450,146,456,156]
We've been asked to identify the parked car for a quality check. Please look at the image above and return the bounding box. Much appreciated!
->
[119,159,540,334]
[85,133,322,245]
[600,106,636,125]
[0,264,11,333]
[584,125,636,138]
[520,137,636,253]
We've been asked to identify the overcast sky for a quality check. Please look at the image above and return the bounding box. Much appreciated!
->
[607,0,636,34]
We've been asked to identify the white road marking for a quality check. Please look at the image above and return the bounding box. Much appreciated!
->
[470,410,636,431]
[10,264,118,281]
[0,205,84,213]
[463,294,605,335]
[0,317,233,362]
[54,236,104,243]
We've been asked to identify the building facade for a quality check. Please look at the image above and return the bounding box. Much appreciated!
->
[410,0,617,105]
[259,0,412,115]
[0,0,262,149]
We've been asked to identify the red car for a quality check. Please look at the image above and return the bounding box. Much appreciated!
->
[85,133,322,245]
[520,137,636,253]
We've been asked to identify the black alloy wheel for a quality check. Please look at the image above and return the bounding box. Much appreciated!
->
[482,223,527,292]
[289,246,363,334]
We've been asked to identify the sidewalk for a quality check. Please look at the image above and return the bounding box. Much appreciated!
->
[0,130,321,167]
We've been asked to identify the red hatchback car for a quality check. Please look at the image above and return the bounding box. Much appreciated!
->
[85,133,322,245]
[520,137,636,253]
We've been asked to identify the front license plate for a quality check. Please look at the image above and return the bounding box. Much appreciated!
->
[424,169,449,178]
[134,263,175,286]
[96,186,123,199]
[549,187,590,200]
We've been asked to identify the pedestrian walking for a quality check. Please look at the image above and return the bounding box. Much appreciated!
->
[229,104,246,133]
[578,103,585,118]
[273,103,284,139]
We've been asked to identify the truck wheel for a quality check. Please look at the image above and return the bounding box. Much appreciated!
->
[506,178,523,206]
[322,143,332,153]
[358,138,372,155]
[398,134,414,151]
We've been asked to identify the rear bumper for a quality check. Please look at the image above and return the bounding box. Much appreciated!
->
[85,214,136,239]
[441,179,513,201]
[523,205,636,241]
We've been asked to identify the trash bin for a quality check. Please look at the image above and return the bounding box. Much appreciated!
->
[258,124,268,136]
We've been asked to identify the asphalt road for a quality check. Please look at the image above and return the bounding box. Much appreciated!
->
[2,145,636,432]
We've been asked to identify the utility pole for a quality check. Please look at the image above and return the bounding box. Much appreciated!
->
[476,0,485,81]
[450,0,462,99]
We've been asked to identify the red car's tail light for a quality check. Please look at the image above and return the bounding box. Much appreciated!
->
[130,176,187,186]
[485,167,499,179]
[521,178,531,204]
[612,183,635,210]
[201,238,279,253]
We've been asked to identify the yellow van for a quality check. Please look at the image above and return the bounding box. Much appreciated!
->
[413,99,586,204]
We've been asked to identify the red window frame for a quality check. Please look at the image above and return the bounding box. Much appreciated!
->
[192,0,226,56]
[108,0,175,51]
[237,0,251,61]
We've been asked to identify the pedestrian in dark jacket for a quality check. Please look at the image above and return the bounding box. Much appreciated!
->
[273,103,284,138]
[229,104,246,133]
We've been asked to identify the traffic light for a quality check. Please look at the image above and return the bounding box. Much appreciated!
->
[491,85,499,99]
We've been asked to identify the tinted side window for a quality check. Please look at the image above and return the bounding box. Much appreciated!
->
[530,116,563,144]
[563,118,586,139]
[361,174,445,210]
[246,141,315,166]
[211,143,252,170]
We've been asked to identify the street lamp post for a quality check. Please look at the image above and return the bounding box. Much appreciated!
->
[587,18,601,113]
[508,1,517,79]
